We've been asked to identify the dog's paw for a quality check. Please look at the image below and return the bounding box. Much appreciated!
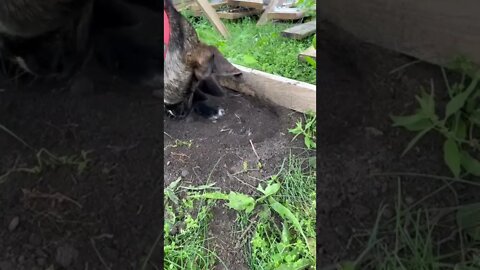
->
[209,107,225,121]
[193,101,225,121]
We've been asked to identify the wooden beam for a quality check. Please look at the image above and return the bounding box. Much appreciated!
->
[230,0,264,10]
[218,64,316,113]
[267,7,304,20]
[195,0,229,38]
[256,0,282,26]
[282,20,316,40]
[298,46,316,62]
[217,8,263,19]
[320,0,480,67]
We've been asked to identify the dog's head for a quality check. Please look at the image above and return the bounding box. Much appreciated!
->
[165,44,241,119]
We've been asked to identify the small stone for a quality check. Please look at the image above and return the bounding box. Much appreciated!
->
[8,217,19,231]
[365,127,384,137]
[181,169,189,177]
[55,244,78,268]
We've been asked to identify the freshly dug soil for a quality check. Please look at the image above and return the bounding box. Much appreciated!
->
[164,93,307,269]
[317,21,480,266]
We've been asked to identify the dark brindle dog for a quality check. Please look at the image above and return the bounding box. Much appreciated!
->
[0,0,240,120]
[162,0,242,120]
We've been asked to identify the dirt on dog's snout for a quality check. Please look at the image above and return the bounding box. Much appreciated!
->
[164,93,304,268]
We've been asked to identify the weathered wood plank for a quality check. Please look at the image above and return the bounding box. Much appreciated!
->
[281,21,316,40]
[218,64,316,113]
[217,9,263,19]
[268,7,304,20]
[256,0,282,26]
[195,0,229,38]
[230,0,264,10]
[298,46,316,62]
[319,0,480,67]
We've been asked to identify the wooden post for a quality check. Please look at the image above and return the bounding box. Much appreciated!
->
[256,0,283,26]
[195,0,230,38]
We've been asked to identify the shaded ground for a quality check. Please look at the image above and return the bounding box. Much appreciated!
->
[317,21,480,266]
[164,93,307,269]
[0,69,163,269]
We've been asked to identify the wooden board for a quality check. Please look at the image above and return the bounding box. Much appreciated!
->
[218,64,316,113]
[230,0,264,10]
[268,7,304,20]
[217,9,263,19]
[195,0,229,38]
[319,0,480,67]
[298,46,316,62]
[281,20,316,40]
[256,0,282,25]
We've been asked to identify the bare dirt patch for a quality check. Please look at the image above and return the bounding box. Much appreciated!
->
[317,21,480,266]
[0,70,163,269]
[164,93,306,268]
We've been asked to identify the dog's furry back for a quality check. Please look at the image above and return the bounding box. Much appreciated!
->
[0,0,90,38]
[163,1,201,105]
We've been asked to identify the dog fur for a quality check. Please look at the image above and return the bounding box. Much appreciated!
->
[0,0,240,120]
[163,0,241,120]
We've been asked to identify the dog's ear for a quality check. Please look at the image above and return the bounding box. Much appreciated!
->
[186,45,242,79]
[210,46,242,77]
[186,45,241,96]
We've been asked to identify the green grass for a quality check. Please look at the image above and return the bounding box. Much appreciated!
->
[243,154,316,269]
[163,152,316,269]
[336,179,480,270]
[164,178,221,270]
[186,15,316,84]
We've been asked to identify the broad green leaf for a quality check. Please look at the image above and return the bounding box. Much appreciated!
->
[263,183,281,196]
[304,56,316,68]
[391,113,429,130]
[401,126,433,156]
[281,222,290,244]
[190,192,228,200]
[227,192,255,213]
[289,122,304,135]
[455,118,467,139]
[268,197,310,252]
[312,35,316,50]
[444,138,461,178]
[460,151,480,176]
[471,110,480,126]
[257,183,281,202]
[456,203,480,241]
[445,76,479,118]
[415,89,435,117]
[405,118,433,131]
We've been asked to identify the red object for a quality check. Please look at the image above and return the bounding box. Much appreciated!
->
[164,9,170,59]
